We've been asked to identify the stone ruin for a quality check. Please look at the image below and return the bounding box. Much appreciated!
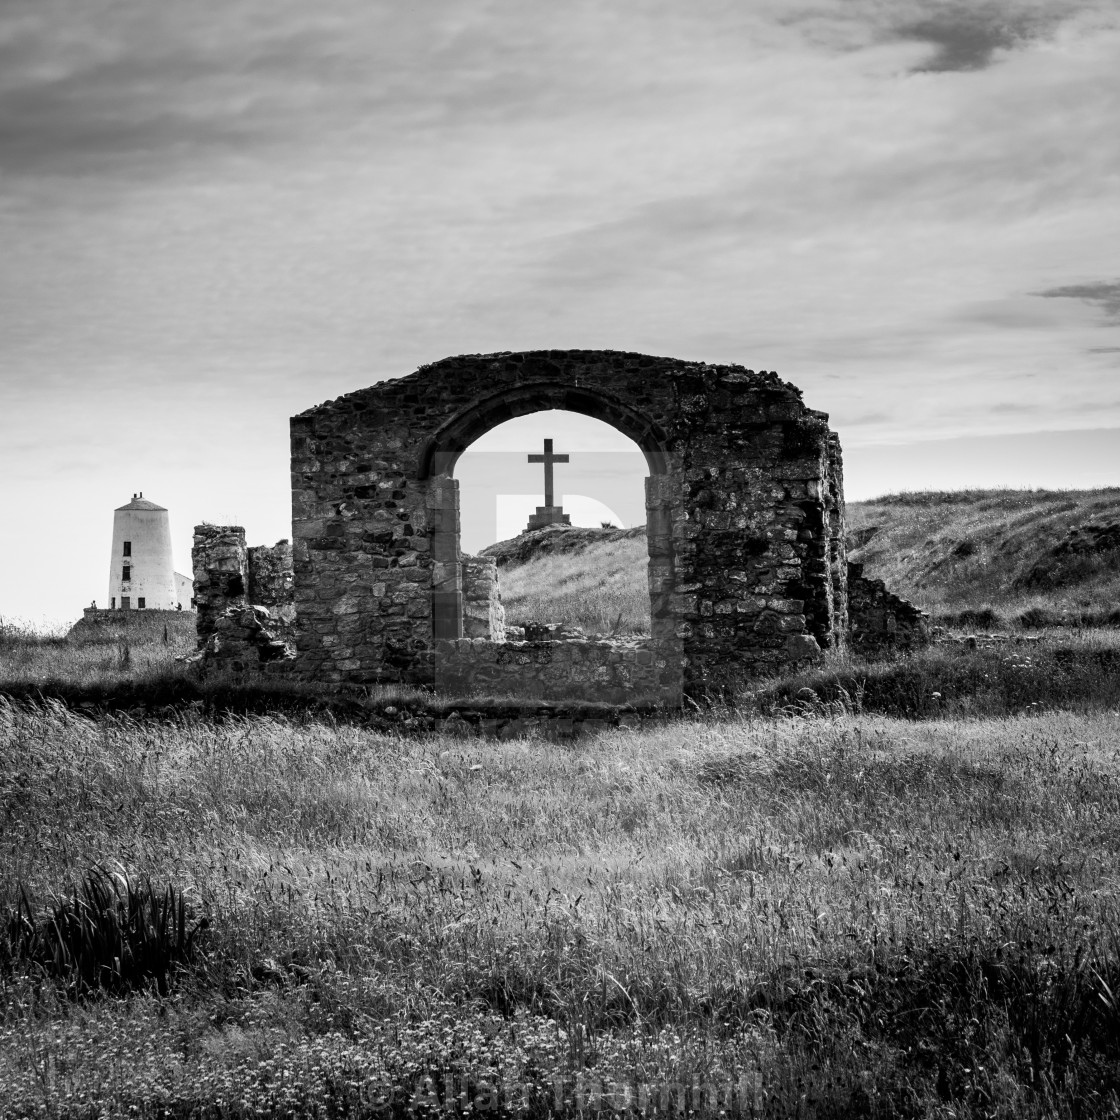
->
[190,526,296,673]
[191,349,928,699]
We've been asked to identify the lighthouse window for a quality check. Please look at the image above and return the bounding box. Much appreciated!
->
[123,541,131,557]
[122,565,131,582]
[137,598,146,609]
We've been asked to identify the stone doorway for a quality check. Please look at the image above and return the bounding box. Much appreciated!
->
[425,396,681,703]
[423,389,678,654]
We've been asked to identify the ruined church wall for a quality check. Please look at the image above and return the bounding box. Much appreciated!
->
[192,530,295,623]
[192,525,248,641]
[247,540,295,623]
[289,349,848,697]
[191,528,297,671]
[822,432,849,650]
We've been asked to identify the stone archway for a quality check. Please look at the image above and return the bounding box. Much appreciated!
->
[288,349,849,699]
[419,382,677,650]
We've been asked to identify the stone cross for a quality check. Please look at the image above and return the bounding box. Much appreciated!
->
[527,438,569,507]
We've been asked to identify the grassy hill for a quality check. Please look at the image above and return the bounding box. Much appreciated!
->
[488,489,1120,633]
[848,488,1120,626]
[482,525,651,636]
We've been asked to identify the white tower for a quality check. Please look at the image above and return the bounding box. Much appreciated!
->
[106,493,179,610]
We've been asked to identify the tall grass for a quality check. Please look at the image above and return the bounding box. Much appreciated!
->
[499,534,651,636]
[749,631,1120,718]
[0,612,197,690]
[2,696,1120,1114]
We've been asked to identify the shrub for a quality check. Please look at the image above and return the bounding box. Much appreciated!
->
[750,642,1120,718]
[1018,605,1060,629]
[940,606,1004,630]
[4,866,208,996]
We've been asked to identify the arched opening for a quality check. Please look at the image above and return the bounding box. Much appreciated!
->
[419,386,677,651]
[418,383,671,479]
[288,349,848,698]
[455,410,650,637]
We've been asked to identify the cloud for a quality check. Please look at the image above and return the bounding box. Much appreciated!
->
[771,0,1108,69]
[0,1,708,181]
[894,5,1049,71]
[1034,281,1120,324]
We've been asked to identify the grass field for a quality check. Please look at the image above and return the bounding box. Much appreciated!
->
[0,612,198,690]
[3,617,1120,1116]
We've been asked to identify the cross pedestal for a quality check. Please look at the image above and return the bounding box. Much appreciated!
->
[525,438,571,532]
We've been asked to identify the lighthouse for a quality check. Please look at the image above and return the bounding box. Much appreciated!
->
[106,493,185,610]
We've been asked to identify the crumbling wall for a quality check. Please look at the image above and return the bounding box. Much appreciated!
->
[190,527,297,671]
[248,540,295,623]
[192,526,248,641]
[823,432,849,647]
[290,349,850,698]
[196,606,295,673]
[462,554,505,641]
[847,562,930,652]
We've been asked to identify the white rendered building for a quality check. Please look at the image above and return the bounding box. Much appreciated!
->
[106,494,191,610]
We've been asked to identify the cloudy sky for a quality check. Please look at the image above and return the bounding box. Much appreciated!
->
[1,0,1118,625]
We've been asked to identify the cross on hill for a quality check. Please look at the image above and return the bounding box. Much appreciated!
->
[528,438,569,508]
[524,438,572,531]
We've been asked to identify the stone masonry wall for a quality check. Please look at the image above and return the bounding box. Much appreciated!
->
[462,554,505,641]
[823,433,849,648]
[289,349,850,698]
[847,562,930,652]
[191,528,297,671]
[248,540,295,623]
[192,525,248,641]
[433,637,667,704]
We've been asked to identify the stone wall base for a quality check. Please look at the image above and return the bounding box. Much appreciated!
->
[186,605,297,674]
[434,636,681,705]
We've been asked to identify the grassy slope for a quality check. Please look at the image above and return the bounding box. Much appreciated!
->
[485,527,651,636]
[492,490,1120,634]
[848,488,1120,621]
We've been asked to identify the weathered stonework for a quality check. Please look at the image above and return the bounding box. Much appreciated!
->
[433,637,670,704]
[196,605,296,673]
[248,540,295,624]
[526,505,571,530]
[847,562,930,652]
[462,555,505,641]
[289,349,850,698]
[191,528,297,669]
[192,526,249,641]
